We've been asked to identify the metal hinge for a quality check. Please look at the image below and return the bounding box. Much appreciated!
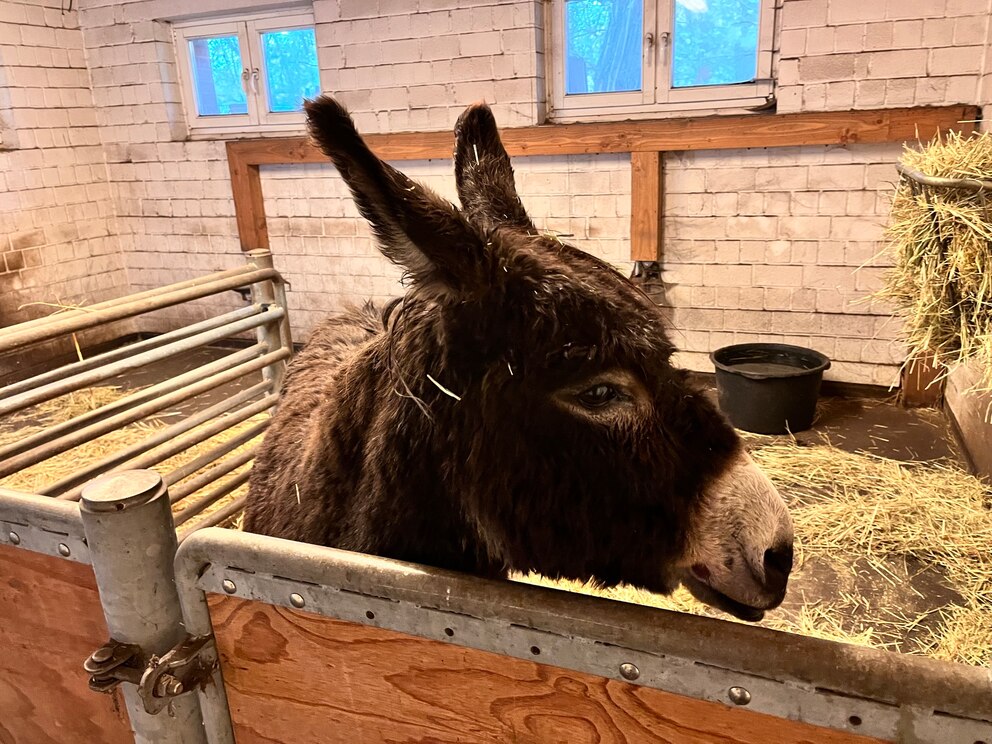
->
[84,634,215,714]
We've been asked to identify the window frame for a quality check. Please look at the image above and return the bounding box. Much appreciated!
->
[172,9,320,136]
[548,0,776,121]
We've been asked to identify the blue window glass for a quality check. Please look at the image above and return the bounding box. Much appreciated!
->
[188,35,248,116]
[261,28,321,113]
[565,0,642,95]
[672,0,761,88]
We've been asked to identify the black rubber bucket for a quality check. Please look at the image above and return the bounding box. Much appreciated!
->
[710,343,831,435]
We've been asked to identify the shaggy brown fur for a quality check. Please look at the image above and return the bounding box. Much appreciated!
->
[243,97,750,597]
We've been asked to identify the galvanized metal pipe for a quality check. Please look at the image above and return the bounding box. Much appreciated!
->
[0,344,267,469]
[80,470,212,743]
[897,163,992,193]
[0,268,279,354]
[1,264,265,339]
[246,251,290,396]
[172,537,235,744]
[50,385,279,500]
[0,349,285,480]
[0,305,262,402]
[173,471,252,527]
[177,495,247,541]
[0,306,284,418]
[164,421,268,493]
[168,446,258,505]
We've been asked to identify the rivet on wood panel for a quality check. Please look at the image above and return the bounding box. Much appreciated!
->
[290,593,305,608]
[619,662,639,680]
[728,686,751,705]
[222,579,237,594]
[58,543,71,557]
[7,531,20,545]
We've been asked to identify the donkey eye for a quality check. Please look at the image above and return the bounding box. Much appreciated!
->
[577,384,619,408]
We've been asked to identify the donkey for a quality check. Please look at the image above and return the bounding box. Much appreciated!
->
[243,96,794,621]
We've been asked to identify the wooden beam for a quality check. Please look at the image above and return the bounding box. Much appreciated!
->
[630,151,663,262]
[227,105,977,165]
[227,142,269,253]
[900,353,944,408]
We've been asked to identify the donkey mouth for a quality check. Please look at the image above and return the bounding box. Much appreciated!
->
[681,572,767,622]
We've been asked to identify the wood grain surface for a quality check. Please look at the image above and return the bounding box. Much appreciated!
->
[630,152,663,262]
[209,595,886,744]
[226,105,976,165]
[0,544,132,744]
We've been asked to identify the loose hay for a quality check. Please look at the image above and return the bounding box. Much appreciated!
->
[520,437,992,667]
[877,130,992,392]
[3,386,990,666]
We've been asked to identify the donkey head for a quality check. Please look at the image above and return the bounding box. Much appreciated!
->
[304,96,794,621]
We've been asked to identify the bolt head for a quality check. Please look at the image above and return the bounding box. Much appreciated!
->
[91,646,114,664]
[289,593,305,608]
[222,579,236,594]
[58,543,71,557]
[728,686,751,706]
[619,662,640,681]
[166,679,184,696]
[8,531,20,545]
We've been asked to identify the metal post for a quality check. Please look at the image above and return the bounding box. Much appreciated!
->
[247,250,291,394]
[79,470,213,744]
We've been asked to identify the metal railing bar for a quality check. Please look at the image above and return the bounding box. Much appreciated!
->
[163,421,268,492]
[0,268,280,354]
[49,386,280,500]
[0,347,273,479]
[0,307,284,418]
[172,471,252,527]
[896,163,992,193]
[168,446,258,505]
[0,264,264,338]
[177,495,247,542]
[0,305,263,402]
[0,344,267,466]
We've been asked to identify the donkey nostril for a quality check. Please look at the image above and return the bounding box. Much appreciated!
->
[763,543,794,587]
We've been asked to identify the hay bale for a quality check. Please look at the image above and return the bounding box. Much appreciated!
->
[878,131,992,392]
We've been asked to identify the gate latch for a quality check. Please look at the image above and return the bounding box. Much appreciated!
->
[84,634,216,714]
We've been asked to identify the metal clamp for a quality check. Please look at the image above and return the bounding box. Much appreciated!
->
[84,634,216,714]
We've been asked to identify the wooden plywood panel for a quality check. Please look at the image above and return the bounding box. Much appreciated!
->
[630,152,663,262]
[0,544,132,744]
[209,595,885,744]
[946,360,992,480]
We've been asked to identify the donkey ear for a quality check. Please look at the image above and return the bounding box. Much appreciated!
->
[454,102,535,233]
[305,95,487,292]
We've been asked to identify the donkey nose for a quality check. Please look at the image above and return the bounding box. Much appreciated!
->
[762,542,794,595]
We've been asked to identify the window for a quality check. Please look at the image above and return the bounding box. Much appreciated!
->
[173,10,321,134]
[550,0,775,119]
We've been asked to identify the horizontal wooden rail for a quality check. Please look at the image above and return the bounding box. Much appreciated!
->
[226,105,977,260]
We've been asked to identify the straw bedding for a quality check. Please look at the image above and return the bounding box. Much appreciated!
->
[878,130,992,392]
[2,386,990,666]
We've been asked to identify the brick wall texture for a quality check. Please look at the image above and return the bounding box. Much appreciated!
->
[0,0,127,345]
[2,0,991,385]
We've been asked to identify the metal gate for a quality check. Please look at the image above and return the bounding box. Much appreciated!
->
[1,258,990,744]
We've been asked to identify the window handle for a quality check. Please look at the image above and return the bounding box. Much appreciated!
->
[240,67,250,95]
[250,68,260,95]
[659,31,671,48]
[645,31,655,48]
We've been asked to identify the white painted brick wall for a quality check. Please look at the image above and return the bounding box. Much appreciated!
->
[0,0,127,350]
[0,0,982,384]
[778,0,990,111]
